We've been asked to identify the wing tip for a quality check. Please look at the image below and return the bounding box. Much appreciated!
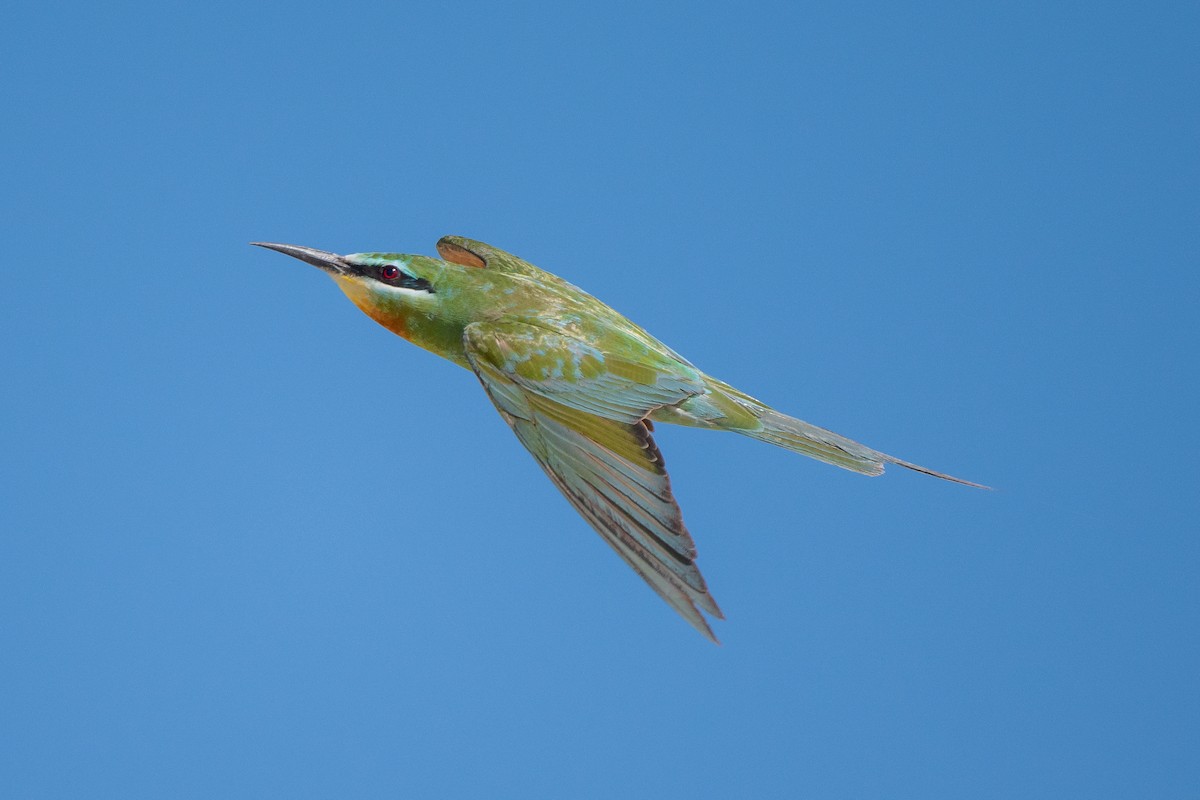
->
[680,601,723,644]
[436,236,488,268]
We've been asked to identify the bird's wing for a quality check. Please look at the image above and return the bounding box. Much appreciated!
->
[463,321,723,641]
[437,235,569,284]
[462,320,706,425]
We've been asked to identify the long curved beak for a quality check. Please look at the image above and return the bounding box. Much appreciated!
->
[251,242,352,276]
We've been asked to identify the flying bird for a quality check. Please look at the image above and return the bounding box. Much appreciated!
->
[253,236,984,641]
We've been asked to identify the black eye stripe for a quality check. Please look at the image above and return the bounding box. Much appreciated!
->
[377,264,434,293]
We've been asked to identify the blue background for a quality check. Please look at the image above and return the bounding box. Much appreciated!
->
[2,2,1197,797]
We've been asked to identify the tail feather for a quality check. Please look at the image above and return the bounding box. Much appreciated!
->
[751,407,886,477]
[707,383,988,488]
[879,456,990,489]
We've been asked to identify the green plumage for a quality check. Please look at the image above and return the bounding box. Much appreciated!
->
[253,236,984,642]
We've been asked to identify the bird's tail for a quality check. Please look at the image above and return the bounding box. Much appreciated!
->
[696,380,988,488]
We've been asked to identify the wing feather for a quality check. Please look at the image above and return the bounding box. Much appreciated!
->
[463,321,705,425]
[465,322,723,641]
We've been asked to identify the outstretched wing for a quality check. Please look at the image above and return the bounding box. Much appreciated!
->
[463,321,723,641]
[462,320,707,423]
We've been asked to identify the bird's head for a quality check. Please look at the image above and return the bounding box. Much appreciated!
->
[252,241,450,337]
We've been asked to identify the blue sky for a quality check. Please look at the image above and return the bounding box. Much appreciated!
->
[2,1,1197,797]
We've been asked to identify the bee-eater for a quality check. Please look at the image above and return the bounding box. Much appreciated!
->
[253,236,984,642]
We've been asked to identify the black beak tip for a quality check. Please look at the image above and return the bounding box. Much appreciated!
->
[250,241,350,275]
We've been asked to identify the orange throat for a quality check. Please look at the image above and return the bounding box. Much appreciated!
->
[333,275,411,340]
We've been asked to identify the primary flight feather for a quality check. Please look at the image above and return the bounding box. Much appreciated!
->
[253,236,984,642]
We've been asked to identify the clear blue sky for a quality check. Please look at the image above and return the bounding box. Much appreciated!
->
[2,2,1196,797]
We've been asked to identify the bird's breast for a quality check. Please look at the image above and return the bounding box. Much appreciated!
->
[333,275,473,366]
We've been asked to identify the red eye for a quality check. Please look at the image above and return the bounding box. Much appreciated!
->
[381,265,400,280]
